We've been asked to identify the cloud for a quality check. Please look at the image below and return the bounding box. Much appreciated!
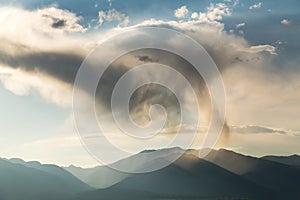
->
[136,55,156,63]
[0,37,88,107]
[223,61,300,132]
[239,45,276,55]
[0,6,93,106]
[161,124,209,135]
[174,5,189,18]
[39,7,87,32]
[231,125,288,134]
[98,9,129,27]
[161,124,300,136]
[131,19,276,67]
[96,2,276,139]
[249,2,262,10]
[236,22,245,29]
[1,3,300,163]
[0,1,298,167]
[190,3,232,28]
[0,6,90,50]
[0,6,86,34]
[281,19,292,25]
[0,39,86,83]
[0,65,73,107]
[0,3,278,139]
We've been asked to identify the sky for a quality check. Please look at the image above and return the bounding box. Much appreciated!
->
[0,0,299,167]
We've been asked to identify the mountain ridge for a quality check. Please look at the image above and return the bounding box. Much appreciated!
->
[2,148,300,200]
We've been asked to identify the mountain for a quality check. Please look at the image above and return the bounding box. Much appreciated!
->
[115,154,273,199]
[65,164,129,188]
[73,186,160,200]
[65,147,184,188]
[8,158,93,191]
[72,151,274,200]
[2,148,300,200]
[0,158,92,200]
[262,154,300,167]
[204,149,300,199]
[68,148,300,200]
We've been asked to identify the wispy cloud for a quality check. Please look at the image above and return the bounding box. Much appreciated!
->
[231,125,288,134]
[236,22,245,29]
[239,45,276,55]
[249,2,262,10]
[0,66,73,107]
[98,9,129,27]
[161,124,299,136]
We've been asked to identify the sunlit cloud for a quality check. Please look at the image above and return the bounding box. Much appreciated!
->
[174,5,189,18]
[0,1,299,166]
[0,65,72,107]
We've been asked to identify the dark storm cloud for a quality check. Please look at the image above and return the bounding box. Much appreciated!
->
[95,48,213,131]
[96,50,183,129]
[0,40,84,84]
[136,55,156,63]
[0,39,229,134]
[52,19,67,28]
[42,14,68,29]
[231,56,261,64]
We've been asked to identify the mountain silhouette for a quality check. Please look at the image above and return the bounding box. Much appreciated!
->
[204,149,300,199]
[1,148,300,200]
[0,158,92,200]
[262,154,300,167]
[72,149,276,200]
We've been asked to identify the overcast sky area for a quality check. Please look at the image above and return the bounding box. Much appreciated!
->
[0,0,300,167]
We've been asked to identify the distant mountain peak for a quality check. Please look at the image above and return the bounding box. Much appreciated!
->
[67,164,84,170]
[139,146,184,154]
[262,154,300,167]
[9,157,27,164]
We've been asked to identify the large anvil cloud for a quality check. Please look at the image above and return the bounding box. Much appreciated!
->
[0,6,276,138]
